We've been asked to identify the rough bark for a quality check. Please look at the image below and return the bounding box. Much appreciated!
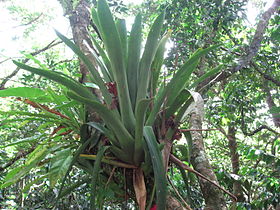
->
[62,0,102,122]
[166,195,188,210]
[66,0,97,83]
[227,126,245,202]
[190,112,227,210]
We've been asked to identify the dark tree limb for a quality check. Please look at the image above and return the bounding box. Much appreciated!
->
[0,147,35,172]
[243,125,280,136]
[0,40,62,89]
[170,154,237,202]
[251,62,280,87]
[202,0,280,86]
[13,13,43,28]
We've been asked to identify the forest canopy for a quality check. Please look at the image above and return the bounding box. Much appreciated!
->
[0,0,279,209]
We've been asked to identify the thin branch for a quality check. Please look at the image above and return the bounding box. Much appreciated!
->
[251,62,280,87]
[202,0,280,86]
[243,125,280,136]
[0,39,62,89]
[0,57,11,65]
[180,128,219,132]
[79,154,137,169]
[167,176,192,210]
[0,147,35,172]
[170,154,237,201]
[13,13,43,28]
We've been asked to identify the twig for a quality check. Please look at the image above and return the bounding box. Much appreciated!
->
[105,166,116,187]
[251,62,280,87]
[0,147,35,172]
[167,176,192,210]
[79,154,137,169]
[170,154,237,201]
[13,13,43,28]
[243,125,280,136]
[0,57,11,65]
[180,128,219,132]
[0,39,62,89]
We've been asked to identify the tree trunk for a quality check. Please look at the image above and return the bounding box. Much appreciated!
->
[190,112,227,210]
[227,126,245,202]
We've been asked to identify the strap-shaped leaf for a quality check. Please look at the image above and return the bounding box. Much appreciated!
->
[151,30,171,95]
[143,126,167,210]
[0,87,47,98]
[165,89,191,120]
[67,91,134,152]
[55,30,113,107]
[87,122,119,147]
[146,44,221,126]
[188,64,223,89]
[91,37,113,81]
[136,11,165,102]
[109,146,133,164]
[47,89,79,127]
[90,145,107,209]
[58,176,91,199]
[13,60,96,101]
[97,0,135,133]
[56,131,100,203]
[49,148,72,188]
[116,19,127,62]
[127,14,142,110]
[134,99,151,165]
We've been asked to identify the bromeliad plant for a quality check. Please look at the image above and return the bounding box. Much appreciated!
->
[2,0,222,208]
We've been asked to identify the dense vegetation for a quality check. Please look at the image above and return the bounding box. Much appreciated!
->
[0,0,279,209]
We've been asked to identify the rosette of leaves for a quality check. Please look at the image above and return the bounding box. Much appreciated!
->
[5,0,222,208]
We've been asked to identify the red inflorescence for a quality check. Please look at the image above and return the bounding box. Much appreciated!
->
[150,204,157,210]
[106,82,118,97]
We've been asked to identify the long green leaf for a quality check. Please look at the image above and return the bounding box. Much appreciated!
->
[146,44,221,126]
[90,145,107,209]
[13,61,96,101]
[116,19,127,62]
[136,11,165,103]
[55,30,113,107]
[127,14,142,110]
[165,89,191,120]
[0,87,47,98]
[91,37,113,81]
[188,64,223,89]
[58,176,91,199]
[97,0,135,133]
[134,99,151,165]
[55,138,93,204]
[143,126,167,210]
[151,30,171,95]
[86,122,119,147]
[49,148,72,188]
[67,91,134,153]
[0,134,46,148]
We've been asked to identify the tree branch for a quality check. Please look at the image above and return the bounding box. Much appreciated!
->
[0,147,35,172]
[251,62,280,87]
[170,154,237,201]
[203,0,280,85]
[242,125,280,136]
[0,40,62,89]
[13,13,43,28]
